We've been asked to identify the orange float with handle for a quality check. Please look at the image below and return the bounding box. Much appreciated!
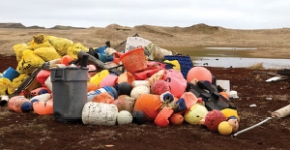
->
[154,106,174,127]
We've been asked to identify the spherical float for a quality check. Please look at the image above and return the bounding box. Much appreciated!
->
[184,103,208,125]
[118,82,133,96]
[218,121,233,135]
[132,111,146,125]
[130,85,150,99]
[151,80,170,95]
[117,110,133,125]
[205,110,227,132]
[187,67,212,83]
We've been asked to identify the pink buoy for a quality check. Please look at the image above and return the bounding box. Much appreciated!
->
[187,67,212,83]
[87,64,97,78]
[99,74,118,88]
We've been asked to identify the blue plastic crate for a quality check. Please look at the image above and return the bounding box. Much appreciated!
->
[164,55,194,78]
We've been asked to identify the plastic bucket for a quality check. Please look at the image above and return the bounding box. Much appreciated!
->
[120,48,147,73]
[2,67,20,81]
[51,67,88,123]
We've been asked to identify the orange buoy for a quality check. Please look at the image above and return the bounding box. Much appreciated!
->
[87,82,99,92]
[8,96,32,113]
[32,99,53,115]
[61,55,75,66]
[118,71,135,85]
[170,113,184,125]
[134,94,163,121]
[91,92,114,104]
[219,92,230,100]
[187,67,212,83]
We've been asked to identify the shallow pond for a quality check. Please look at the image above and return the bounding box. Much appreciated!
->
[204,47,258,50]
[193,57,290,69]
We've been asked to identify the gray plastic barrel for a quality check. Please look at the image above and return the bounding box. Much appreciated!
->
[50,67,88,123]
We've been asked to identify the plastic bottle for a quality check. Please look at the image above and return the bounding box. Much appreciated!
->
[8,96,32,113]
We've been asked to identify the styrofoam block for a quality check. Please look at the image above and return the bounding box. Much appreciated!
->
[125,37,152,52]
[216,80,230,94]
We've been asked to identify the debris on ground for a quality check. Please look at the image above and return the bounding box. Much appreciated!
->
[0,34,242,136]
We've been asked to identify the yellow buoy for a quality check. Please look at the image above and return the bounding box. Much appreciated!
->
[218,121,233,136]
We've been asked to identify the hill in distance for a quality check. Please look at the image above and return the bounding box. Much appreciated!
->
[0,23,85,30]
[1,22,290,59]
[0,23,46,29]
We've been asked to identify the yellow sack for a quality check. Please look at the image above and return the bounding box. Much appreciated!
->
[89,70,109,86]
[13,43,31,62]
[16,50,45,74]
[7,74,30,94]
[28,34,52,50]
[34,47,61,61]
[48,36,74,56]
[67,43,89,59]
[0,78,11,95]
[164,60,181,71]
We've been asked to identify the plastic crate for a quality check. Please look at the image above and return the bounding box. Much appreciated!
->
[164,55,194,78]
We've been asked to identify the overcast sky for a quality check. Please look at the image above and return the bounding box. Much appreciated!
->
[1,0,289,29]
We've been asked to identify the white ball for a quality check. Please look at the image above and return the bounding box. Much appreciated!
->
[130,85,150,99]
[117,110,133,125]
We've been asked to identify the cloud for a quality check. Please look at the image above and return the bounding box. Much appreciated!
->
[1,0,290,29]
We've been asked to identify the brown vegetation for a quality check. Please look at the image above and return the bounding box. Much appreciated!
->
[1,23,290,58]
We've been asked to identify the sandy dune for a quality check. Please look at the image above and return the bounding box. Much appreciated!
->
[1,23,290,58]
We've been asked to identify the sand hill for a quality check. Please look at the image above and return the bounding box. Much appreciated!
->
[0,23,290,58]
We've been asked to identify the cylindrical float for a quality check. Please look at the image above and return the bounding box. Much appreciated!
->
[82,102,118,126]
